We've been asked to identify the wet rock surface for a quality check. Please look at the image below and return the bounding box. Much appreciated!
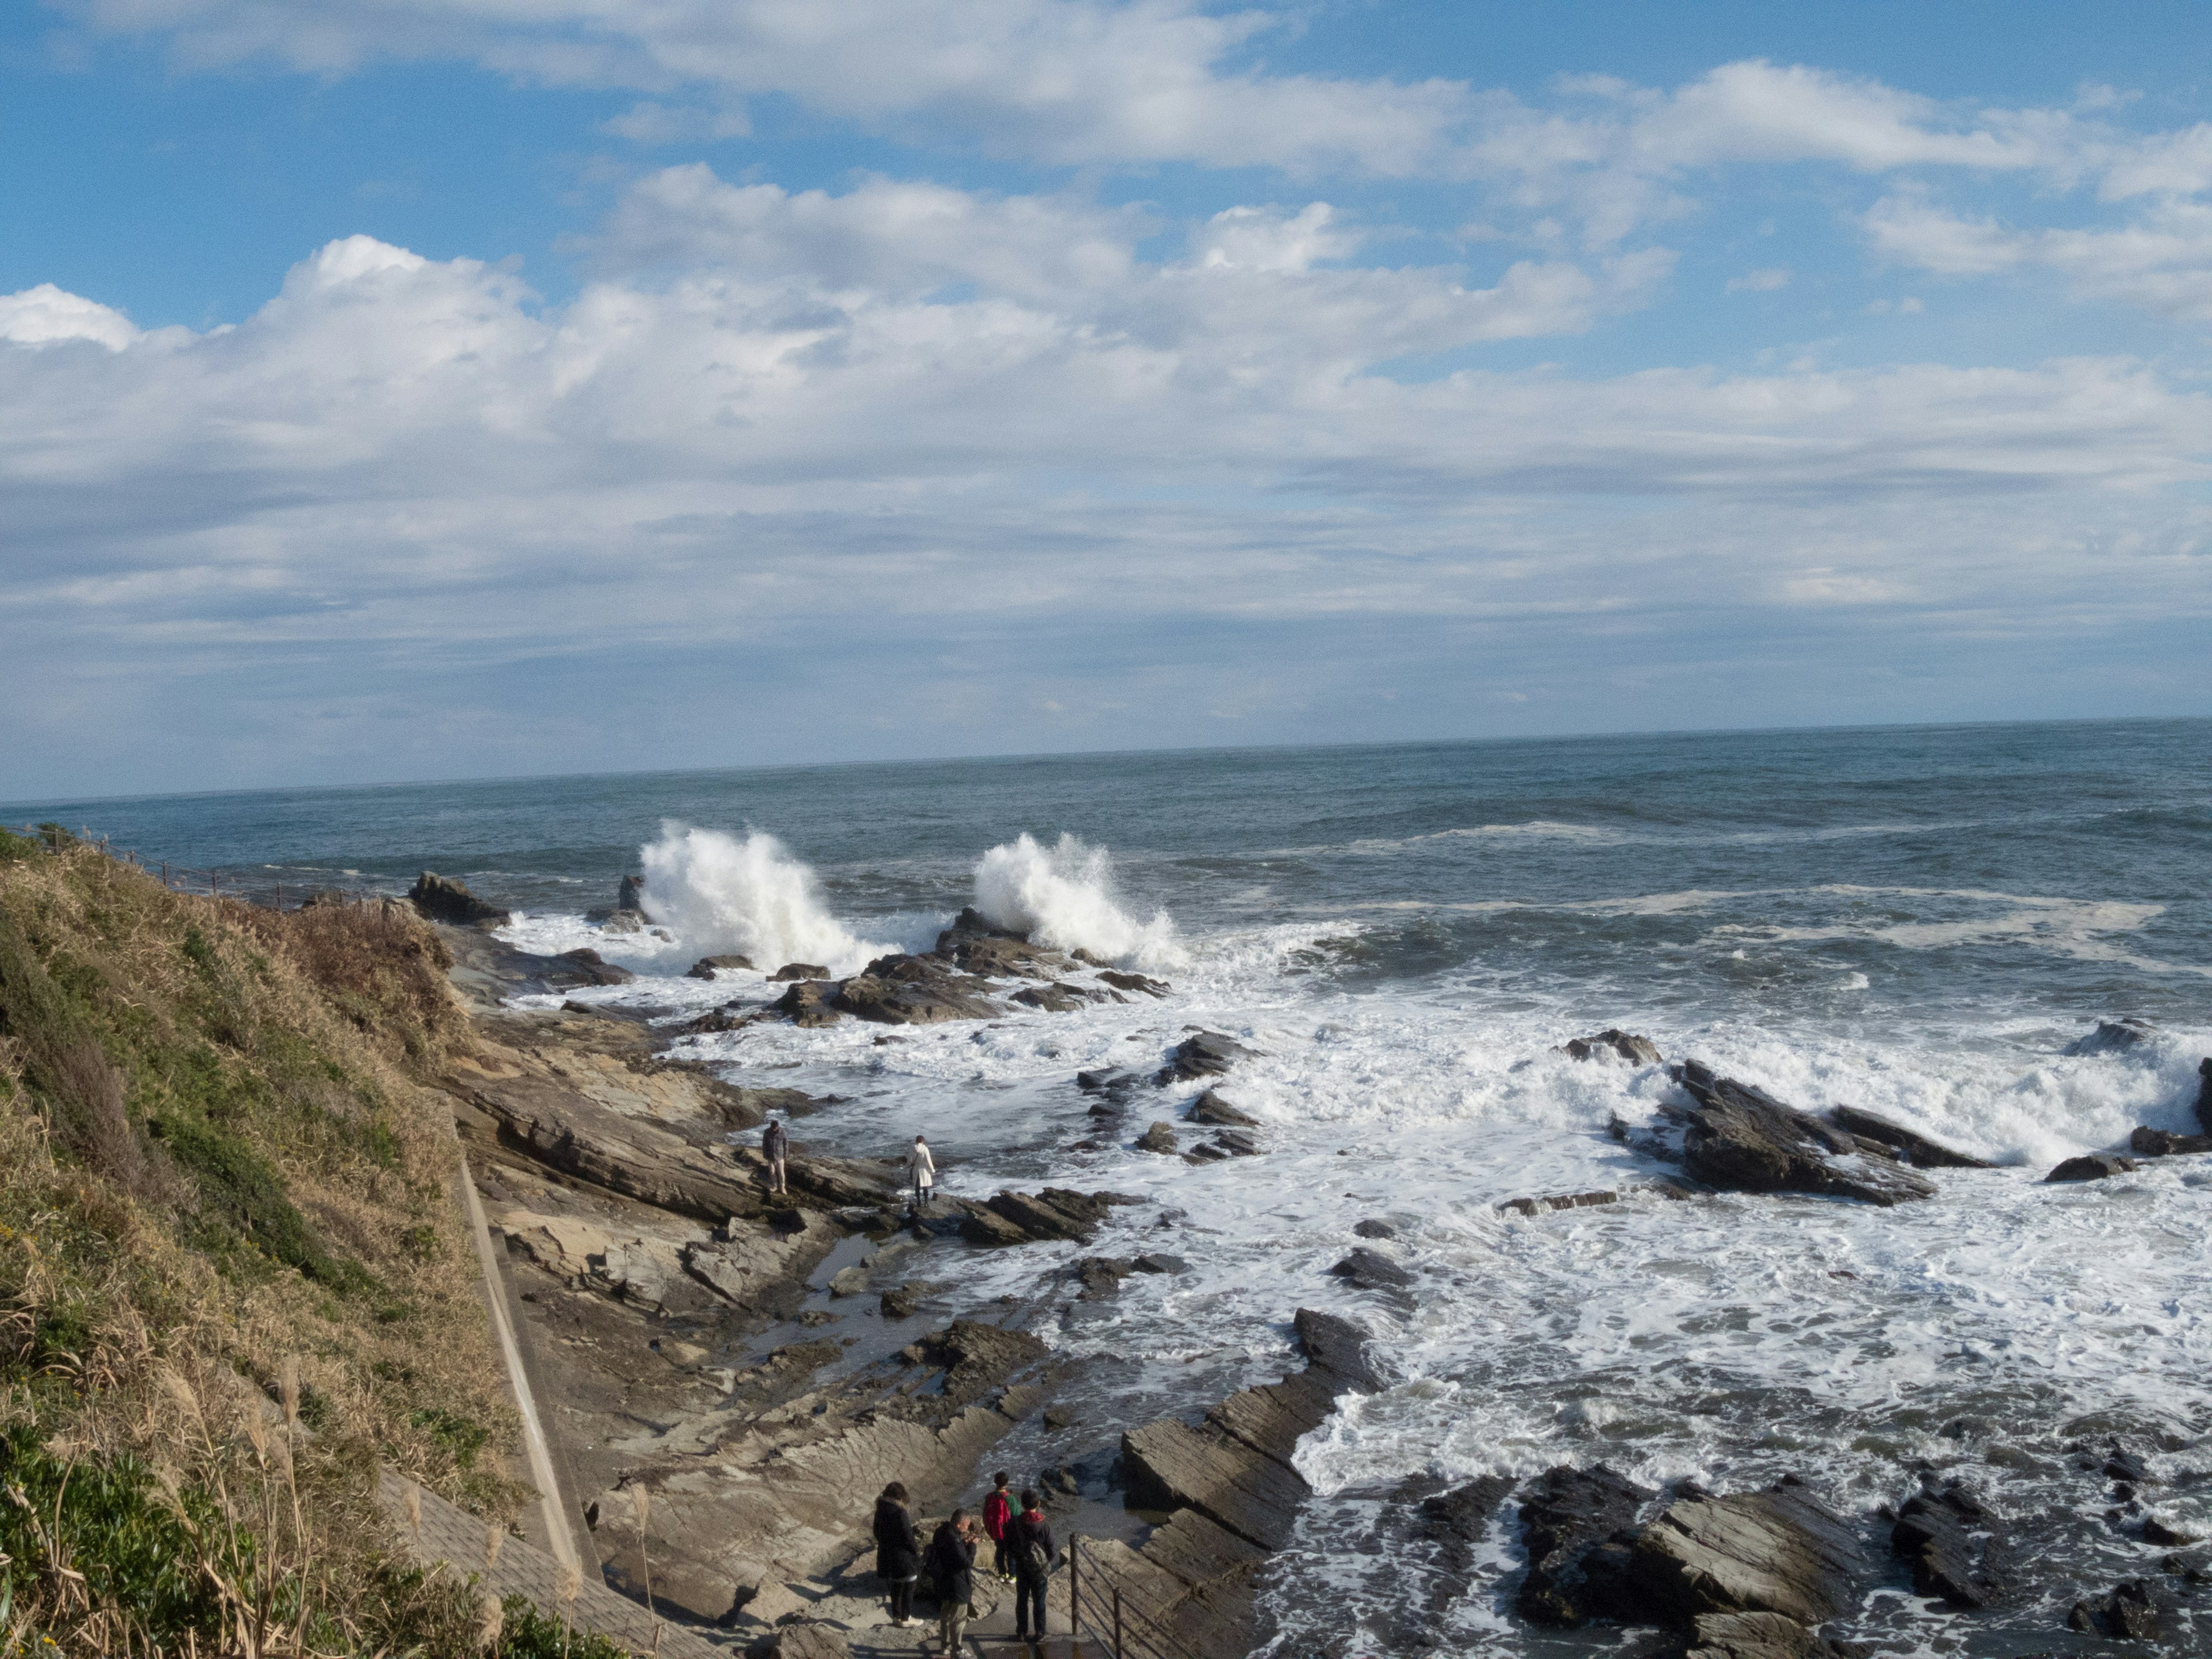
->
[2047,1152,2138,1182]
[2198,1056,2212,1135]
[1890,1479,2007,1609]
[1562,1028,1664,1065]
[1627,1479,1868,1631]
[1118,1306,1378,1628]
[1825,1105,1991,1169]
[1189,1088,1259,1126]
[1517,1464,1654,1626]
[1674,1060,1937,1206]
[2068,1578,2158,1638]
[2130,1125,2212,1157]
[1156,1030,1258,1084]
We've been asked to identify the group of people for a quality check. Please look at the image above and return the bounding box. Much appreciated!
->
[762,1118,938,1215]
[873,1472,1058,1653]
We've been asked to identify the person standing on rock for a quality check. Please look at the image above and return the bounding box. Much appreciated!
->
[983,1471,1014,1581]
[762,1116,789,1196]
[925,1507,978,1656]
[1008,1487,1056,1647]
[874,1480,921,1628]
[908,1134,936,1212]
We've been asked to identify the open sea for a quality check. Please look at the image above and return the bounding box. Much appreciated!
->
[12,717,2212,1654]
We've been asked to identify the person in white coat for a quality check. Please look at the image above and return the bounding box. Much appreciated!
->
[907,1134,935,1211]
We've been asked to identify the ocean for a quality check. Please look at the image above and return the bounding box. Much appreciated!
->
[13,717,2211,1654]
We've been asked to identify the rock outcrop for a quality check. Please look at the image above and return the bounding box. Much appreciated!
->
[1499,1189,1619,1218]
[1890,1480,2005,1609]
[589,1319,1050,1624]
[554,946,635,985]
[1673,1061,1936,1207]
[2047,1152,2137,1182]
[2130,1125,2212,1157]
[2067,1579,2157,1639]
[1189,1089,1258,1127]
[1328,1247,1413,1297]
[1825,1105,1990,1169]
[408,870,510,926]
[1627,1479,1866,1633]
[1156,1031,1258,1085]
[1120,1309,1377,1551]
[2197,1058,2212,1137]
[1562,1029,1663,1065]
[1517,1464,1653,1626]
[954,1187,1126,1247]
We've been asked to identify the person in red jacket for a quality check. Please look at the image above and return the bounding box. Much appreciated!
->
[982,1469,1014,1581]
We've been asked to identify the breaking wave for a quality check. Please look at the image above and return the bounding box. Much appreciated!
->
[639,823,884,974]
[971,832,1184,970]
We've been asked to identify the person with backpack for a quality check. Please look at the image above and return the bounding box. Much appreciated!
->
[762,1116,789,1196]
[873,1481,921,1628]
[1006,1487,1056,1646]
[982,1471,1014,1581]
[925,1507,978,1656]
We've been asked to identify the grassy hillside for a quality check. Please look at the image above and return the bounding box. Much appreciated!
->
[0,830,564,1655]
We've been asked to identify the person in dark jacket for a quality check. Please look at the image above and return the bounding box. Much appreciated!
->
[762,1117,789,1195]
[925,1507,978,1656]
[1007,1488,1056,1646]
[874,1482,921,1627]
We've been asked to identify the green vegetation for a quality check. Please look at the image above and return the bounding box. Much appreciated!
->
[0,835,590,1655]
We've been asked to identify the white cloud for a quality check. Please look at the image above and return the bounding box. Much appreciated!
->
[0,283,142,350]
[1867,192,2212,323]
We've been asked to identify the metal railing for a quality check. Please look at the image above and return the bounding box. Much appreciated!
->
[1065,1534,1204,1659]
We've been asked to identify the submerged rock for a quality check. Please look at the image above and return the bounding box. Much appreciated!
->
[1499,1189,1618,1218]
[1414,1475,1517,1612]
[1517,1464,1653,1626]
[1674,1060,1936,1207]
[408,870,509,926]
[1012,980,1115,1012]
[2047,1152,2137,1183]
[2065,1017,2157,1056]
[1352,1218,1398,1240]
[1561,1029,1663,1065]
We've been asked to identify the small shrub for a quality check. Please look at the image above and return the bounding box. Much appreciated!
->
[496,1594,638,1659]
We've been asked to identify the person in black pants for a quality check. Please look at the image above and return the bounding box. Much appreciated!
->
[1007,1488,1056,1646]
[874,1481,921,1628]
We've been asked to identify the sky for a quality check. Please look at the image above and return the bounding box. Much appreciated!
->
[5,2,2212,801]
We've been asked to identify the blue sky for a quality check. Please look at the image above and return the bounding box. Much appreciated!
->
[5,1,2212,799]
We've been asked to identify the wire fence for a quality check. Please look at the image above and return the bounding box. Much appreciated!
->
[6,820,395,913]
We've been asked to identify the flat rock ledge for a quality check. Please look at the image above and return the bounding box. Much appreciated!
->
[1101,1309,1380,1656]
[1629,1479,1868,1643]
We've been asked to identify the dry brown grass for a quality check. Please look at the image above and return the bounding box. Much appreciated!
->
[0,842,520,1654]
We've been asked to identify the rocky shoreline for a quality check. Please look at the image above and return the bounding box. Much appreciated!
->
[415,872,2212,1657]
